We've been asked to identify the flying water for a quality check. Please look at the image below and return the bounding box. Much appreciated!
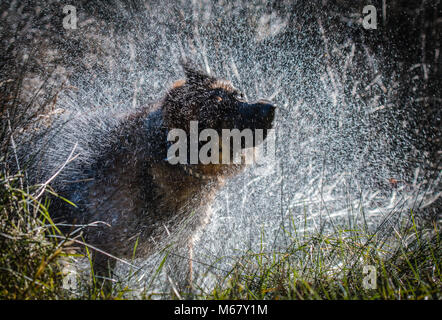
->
[5,0,440,295]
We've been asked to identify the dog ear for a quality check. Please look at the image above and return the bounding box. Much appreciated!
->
[181,59,211,86]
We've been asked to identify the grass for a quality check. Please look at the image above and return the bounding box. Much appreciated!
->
[201,215,441,300]
[0,167,132,300]
[0,169,66,299]
[1,165,440,299]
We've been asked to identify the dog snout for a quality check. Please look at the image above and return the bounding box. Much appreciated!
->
[236,99,276,130]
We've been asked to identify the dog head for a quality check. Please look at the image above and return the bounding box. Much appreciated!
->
[163,62,275,175]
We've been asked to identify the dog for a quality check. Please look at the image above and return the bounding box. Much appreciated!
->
[53,62,276,290]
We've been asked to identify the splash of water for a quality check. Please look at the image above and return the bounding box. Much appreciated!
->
[4,0,440,294]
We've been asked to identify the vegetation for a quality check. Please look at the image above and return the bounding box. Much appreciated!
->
[0,169,66,299]
[0,165,440,299]
[203,214,441,300]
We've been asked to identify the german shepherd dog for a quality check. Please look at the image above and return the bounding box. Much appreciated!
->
[54,62,276,290]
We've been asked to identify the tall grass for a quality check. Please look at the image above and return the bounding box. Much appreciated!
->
[0,169,65,299]
[1,167,440,300]
[200,212,441,300]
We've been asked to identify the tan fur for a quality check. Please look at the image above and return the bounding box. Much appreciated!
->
[209,79,235,92]
[171,79,186,89]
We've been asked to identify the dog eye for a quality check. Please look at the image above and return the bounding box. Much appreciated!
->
[214,96,223,102]
[234,92,245,101]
